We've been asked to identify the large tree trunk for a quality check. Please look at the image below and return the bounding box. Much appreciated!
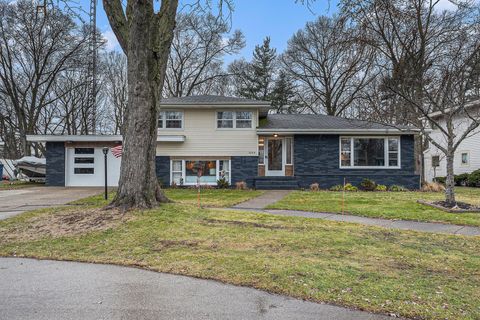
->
[108,1,177,210]
[444,151,456,206]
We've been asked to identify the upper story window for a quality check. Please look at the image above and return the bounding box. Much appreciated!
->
[340,137,400,168]
[432,155,440,167]
[217,111,253,129]
[158,111,183,129]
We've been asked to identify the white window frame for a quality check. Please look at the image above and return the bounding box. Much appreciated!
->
[216,111,254,129]
[460,151,470,166]
[158,110,184,130]
[339,136,401,169]
[169,159,231,186]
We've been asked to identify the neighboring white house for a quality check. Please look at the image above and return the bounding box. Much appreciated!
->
[424,101,480,182]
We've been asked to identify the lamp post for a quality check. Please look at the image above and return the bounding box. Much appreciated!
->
[102,147,109,200]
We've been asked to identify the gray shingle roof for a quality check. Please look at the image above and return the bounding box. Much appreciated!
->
[260,114,415,131]
[161,95,270,105]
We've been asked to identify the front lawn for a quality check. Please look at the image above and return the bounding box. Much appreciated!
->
[70,188,263,208]
[0,201,479,319]
[268,187,480,226]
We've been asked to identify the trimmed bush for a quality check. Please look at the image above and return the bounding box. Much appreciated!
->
[389,185,408,192]
[360,178,376,191]
[454,173,470,186]
[434,177,446,184]
[375,184,387,192]
[467,169,480,187]
[344,183,358,192]
[310,183,320,192]
[329,184,343,191]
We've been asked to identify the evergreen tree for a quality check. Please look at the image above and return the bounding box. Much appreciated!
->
[230,37,277,100]
[270,71,301,113]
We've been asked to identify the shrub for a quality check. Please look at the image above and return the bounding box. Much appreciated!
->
[467,169,480,187]
[310,183,320,191]
[344,183,358,192]
[421,182,446,192]
[389,185,408,192]
[235,181,248,190]
[329,184,343,191]
[434,177,446,184]
[217,177,229,189]
[375,184,387,192]
[454,173,470,186]
[360,178,377,191]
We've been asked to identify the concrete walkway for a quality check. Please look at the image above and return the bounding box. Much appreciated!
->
[232,190,292,209]
[262,209,480,236]
[231,191,480,236]
[0,258,391,320]
[0,187,103,220]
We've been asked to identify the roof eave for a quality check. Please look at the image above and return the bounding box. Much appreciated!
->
[256,128,420,135]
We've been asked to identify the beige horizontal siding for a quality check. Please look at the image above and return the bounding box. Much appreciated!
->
[156,108,258,156]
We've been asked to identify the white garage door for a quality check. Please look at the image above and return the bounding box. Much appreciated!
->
[65,147,121,187]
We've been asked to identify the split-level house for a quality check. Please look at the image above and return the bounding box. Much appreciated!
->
[424,100,480,182]
[28,95,421,189]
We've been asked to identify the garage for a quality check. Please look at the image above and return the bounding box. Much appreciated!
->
[65,146,121,187]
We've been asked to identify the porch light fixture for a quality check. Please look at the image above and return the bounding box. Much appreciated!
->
[273,134,278,138]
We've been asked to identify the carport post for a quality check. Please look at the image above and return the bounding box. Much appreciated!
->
[102,147,109,200]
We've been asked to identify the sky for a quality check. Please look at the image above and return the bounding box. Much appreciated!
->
[81,0,340,59]
[80,0,459,60]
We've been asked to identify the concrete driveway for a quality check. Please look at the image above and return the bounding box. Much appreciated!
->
[0,258,392,320]
[0,186,103,220]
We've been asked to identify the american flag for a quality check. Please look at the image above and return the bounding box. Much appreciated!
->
[111,145,123,158]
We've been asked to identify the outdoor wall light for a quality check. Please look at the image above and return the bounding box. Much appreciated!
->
[273,134,278,138]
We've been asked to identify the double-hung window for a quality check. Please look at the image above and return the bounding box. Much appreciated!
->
[340,137,401,168]
[158,111,183,129]
[217,111,253,129]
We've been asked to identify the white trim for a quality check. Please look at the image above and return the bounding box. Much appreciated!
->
[157,135,186,142]
[27,135,123,142]
[339,136,401,169]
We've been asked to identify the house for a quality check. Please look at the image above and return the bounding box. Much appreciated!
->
[27,95,421,189]
[424,100,480,182]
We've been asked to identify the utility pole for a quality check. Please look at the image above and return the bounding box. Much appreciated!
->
[87,0,98,134]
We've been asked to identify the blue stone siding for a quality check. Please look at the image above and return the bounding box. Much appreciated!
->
[45,142,65,186]
[231,156,258,187]
[293,135,420,190]
[155,156,170,187]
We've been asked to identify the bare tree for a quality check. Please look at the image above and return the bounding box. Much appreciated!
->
[0,0,88,156]
[102,51,128,134]
[281,15,373,116]
[165,12,244,97]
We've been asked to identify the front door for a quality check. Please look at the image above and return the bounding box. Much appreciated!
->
[266,138,285,176]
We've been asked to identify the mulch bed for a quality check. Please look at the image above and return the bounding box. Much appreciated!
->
[417,200,480,213]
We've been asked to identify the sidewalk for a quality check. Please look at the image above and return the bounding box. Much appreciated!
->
[231,191,480,236]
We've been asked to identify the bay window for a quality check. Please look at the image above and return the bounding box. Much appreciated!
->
[340,137,400,168]
[217,111,253,129]
[170,159,231,186]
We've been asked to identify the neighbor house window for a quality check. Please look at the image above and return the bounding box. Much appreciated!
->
[432,155,440,167]
[461,152,469,166]
[217,111,253,129]
[170,160,230,185]
[340,137,400,168]
[158,111,183,129]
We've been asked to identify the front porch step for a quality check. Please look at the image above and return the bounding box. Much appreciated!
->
[254,177,299,190]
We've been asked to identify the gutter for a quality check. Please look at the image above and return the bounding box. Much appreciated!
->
[256,128,421,135]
